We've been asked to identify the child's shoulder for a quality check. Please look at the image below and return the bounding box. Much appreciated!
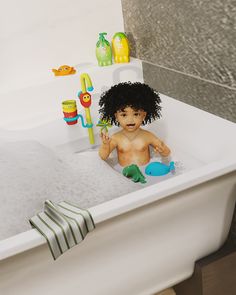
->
[112,130,121,136]
[110,131,123,140]
[140,129,155,137]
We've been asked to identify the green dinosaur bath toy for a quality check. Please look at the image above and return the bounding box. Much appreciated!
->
[122,164,146,184]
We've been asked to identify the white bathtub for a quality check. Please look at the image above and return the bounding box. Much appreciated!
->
[0,60,236,295]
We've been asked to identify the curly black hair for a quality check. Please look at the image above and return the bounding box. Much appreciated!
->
[99,82,162,126]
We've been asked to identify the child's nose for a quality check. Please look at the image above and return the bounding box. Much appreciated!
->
[128,118,135,124]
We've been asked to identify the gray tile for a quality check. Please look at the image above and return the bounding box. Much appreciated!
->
[122,0,236,88]
[143,61,236,122]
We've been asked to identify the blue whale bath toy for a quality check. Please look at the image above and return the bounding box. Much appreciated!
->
[145,161,175,176]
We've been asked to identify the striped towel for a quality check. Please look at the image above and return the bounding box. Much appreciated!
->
[29,200,95,260]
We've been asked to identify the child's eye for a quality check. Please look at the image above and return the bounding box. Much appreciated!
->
[121,114,126,117]
[134,113,140,116]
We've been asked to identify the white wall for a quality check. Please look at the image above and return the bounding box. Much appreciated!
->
[0,0,124,93]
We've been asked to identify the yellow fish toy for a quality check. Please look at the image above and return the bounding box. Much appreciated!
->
[52,65,76,76]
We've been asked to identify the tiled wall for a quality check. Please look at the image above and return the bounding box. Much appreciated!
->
[121,0,236,122]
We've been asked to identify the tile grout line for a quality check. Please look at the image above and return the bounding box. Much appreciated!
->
[140,58,236,91]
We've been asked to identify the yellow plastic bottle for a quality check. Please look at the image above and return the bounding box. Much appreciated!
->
[112,32,130,63]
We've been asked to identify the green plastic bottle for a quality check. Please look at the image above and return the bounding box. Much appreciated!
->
[96,33,112,66]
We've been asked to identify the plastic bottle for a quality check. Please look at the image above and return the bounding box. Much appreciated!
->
[112,32,130,63]
[96,33,112,66]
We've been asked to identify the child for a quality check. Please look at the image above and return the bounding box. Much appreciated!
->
[98,82,171,167]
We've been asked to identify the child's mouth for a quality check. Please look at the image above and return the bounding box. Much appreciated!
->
[126,124,135,127]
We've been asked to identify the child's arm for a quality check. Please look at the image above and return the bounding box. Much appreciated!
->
[148,132,171,157]
[99,132,117,160]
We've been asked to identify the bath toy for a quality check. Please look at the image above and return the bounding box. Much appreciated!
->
[96,33,112,66]
[62,100,78,125]
[52,65,76,76]
[145,161,175,176]
[96,119,112,133]
[62,100,93,128]
[77,73,95,144]
[122,164,146,184]
[79,92,91,108]
[112,32,130,63]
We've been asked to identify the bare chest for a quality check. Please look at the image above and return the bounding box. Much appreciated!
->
[117,137,149,153]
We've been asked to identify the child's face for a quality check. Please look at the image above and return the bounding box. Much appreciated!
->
[115,107,146,132]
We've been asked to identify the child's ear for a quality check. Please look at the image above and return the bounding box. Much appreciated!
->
[141,111,147,125]
[114,112,119,124]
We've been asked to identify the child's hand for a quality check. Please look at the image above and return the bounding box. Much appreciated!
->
[100,131,111,145]
[154,141,165,154]
[154,141,171,157]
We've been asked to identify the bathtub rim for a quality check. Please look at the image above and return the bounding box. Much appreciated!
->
[0,157,235,261]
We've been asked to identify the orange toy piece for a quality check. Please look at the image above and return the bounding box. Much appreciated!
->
[52,65,76,76]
